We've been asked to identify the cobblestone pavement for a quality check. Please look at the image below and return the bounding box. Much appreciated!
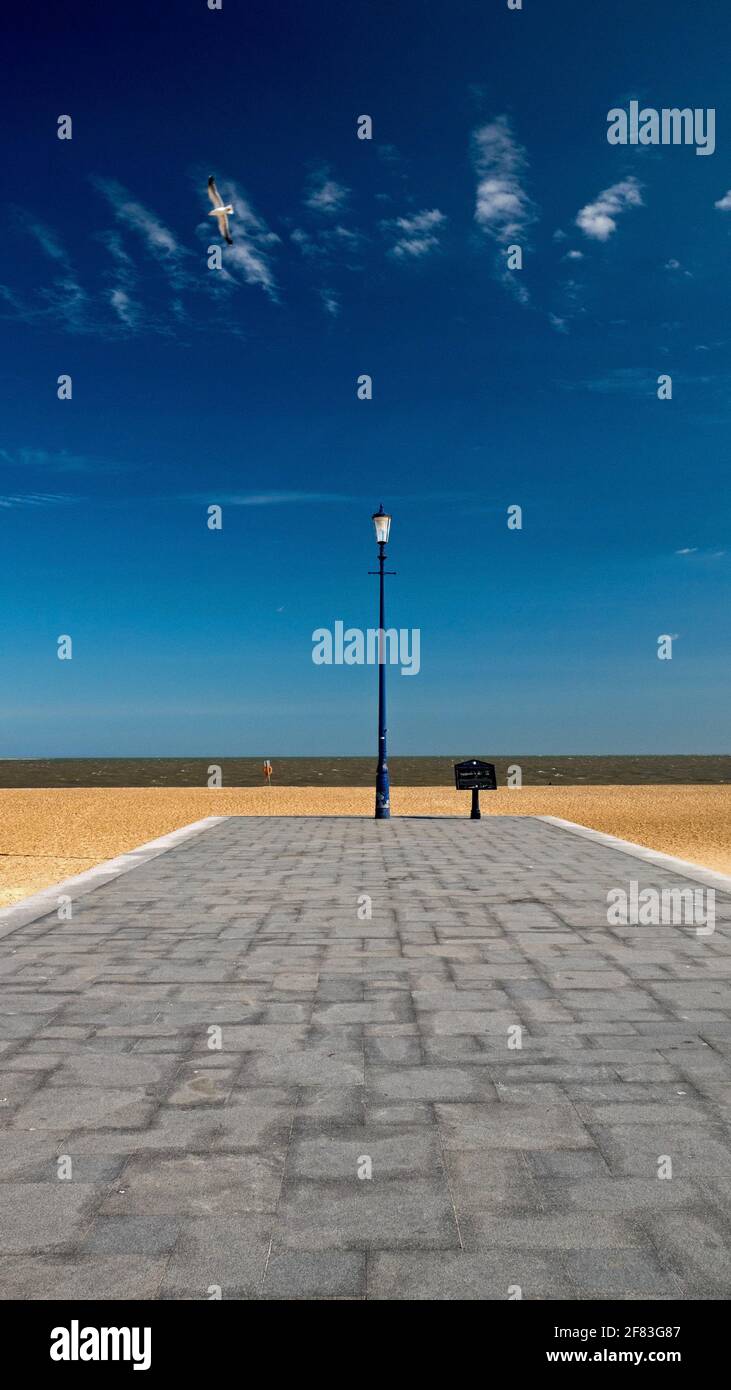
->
[1,815,731,1300]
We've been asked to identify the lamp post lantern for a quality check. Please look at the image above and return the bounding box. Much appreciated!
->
[370,505,394,820]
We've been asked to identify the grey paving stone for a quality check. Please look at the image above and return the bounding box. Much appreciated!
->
[0,1183,99,1253]
[564,1082,698,1103]
[47,1053,178,1089]
[565,1250,681,1296]
[460,1211,644,1251]
[292,1087,364,1128]
[312,1002,411,1027]
[526,1150,612,1180]
[287,1129,442,1180]
[368,1250,573,1299]
[574,1101,710,1126]
[413,989,513,1011]
[10,1087,157,1131]
[537,1177,705,1213]
[367,1066,497,1102]
[493,1080,570,1104]
[206,1025,309,1052]
[366,1102,435,1126]
[165,1068,237,1105]
[699,1178,731,1221]
[240,1051,364,1087]
[0,1015,61,1039]
[2,813,730,1301]
[263,1251,365,1299]
[0,1255,168,1300]
[420,1032,491,1059]
[364,1037,423,1064]
[490,1063,619,1083]
[644,1213,731,1295]
[593,1125,731,1177]
[32,1155,128,1184]
[445,1150,540,1211]
[419,1010,519,1036]
[82,1216,181,1255]
[100,1152,284,1216]
[274,1178,460,1250]
[436,1103,594,1150]
[159,1216,271,1296]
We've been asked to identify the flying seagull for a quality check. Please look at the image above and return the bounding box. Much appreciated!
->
[207,175,234,245]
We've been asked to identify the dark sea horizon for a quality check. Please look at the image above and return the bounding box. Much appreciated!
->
[1,756,730,787]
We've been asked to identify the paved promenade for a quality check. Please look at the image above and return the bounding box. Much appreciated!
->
[1,815,731,1300]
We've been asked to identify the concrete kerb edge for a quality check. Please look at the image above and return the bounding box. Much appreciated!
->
[538,814,731,894]
[0,815,230,937]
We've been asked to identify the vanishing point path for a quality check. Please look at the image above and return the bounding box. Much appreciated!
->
[1,815,731,1300]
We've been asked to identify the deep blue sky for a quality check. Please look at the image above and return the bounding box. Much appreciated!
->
[1,0,729,756]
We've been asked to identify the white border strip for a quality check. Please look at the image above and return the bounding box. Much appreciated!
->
[0,816,229,939]
[538,815,731,893]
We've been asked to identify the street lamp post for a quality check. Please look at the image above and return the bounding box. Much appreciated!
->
[370,505,394,820]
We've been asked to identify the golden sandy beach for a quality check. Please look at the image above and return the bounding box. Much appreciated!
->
[0,785,729,907]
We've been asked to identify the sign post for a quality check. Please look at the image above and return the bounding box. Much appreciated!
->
[454,759,497,819]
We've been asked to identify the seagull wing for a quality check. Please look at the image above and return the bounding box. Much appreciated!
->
[208,175,223,209]
[215,209,233,245]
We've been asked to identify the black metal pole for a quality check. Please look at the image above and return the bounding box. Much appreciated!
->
[471,787,481,820]
[375,538,391,819]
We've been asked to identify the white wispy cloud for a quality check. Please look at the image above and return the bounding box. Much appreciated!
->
[223,491,350,505]
[563,367,716,396]
[198,176,280,299]
[385,208,446,259]
[321,224,365,252]
[714,189,731,211]
[38,276,90,332]
[570,368,657,395]
[675,546,726,559]
[93,177,185,262]
[100,230,144,328]
[17,216,91,332]
[305,171,349,214]
[92,176,195,311]
[470,117,536,306]
[0,492,72,508]
[290,223,366,286]
[185,490,351,507]
[223,239,277,296]
[27,221,70,264]
[290,227,318,257]
[109,287,140,328]
[663,257,693,279]
[471,117,537,242]
[576,177,643,240]
[320,288,340,317]
[0,446,117,474]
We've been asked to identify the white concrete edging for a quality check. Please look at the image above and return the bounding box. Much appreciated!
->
[0,815,229,938]
[539,815,731,894]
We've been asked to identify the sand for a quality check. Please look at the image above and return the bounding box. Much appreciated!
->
[0,784,729,907]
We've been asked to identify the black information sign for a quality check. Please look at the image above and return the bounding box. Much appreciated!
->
[454,759,497,819]
[454,759,497,792]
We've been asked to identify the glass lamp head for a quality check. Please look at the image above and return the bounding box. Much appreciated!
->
[372,505,391,544]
